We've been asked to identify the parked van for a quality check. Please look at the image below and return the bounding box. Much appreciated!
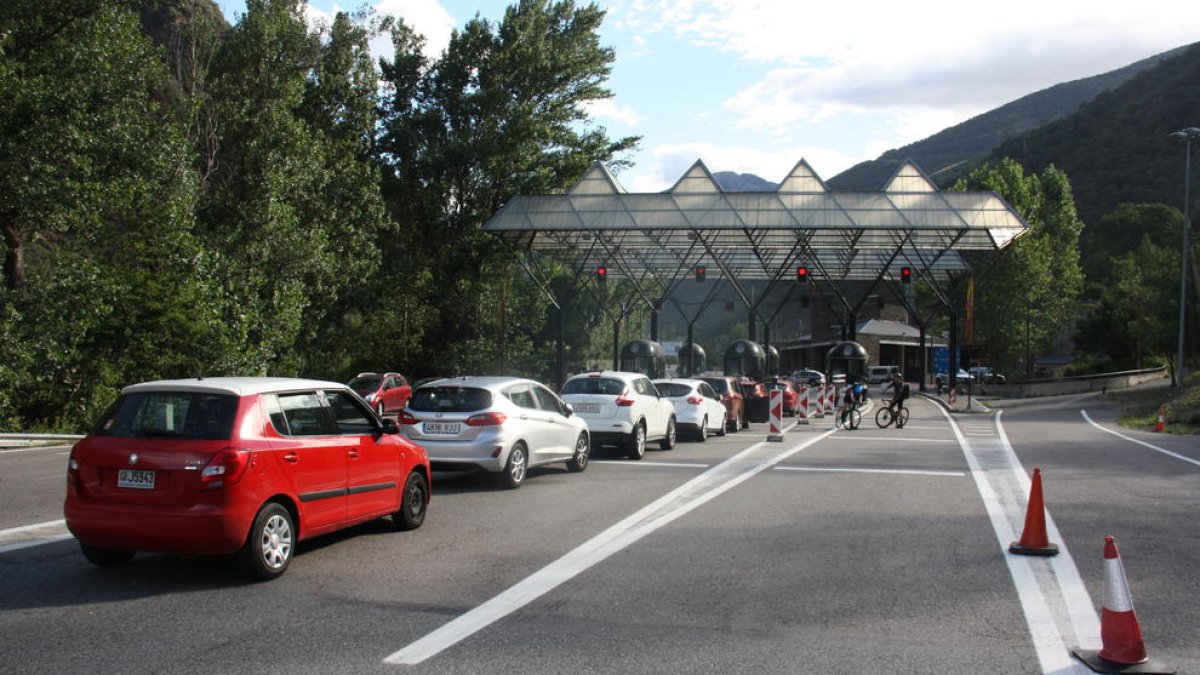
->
[866,365,900,385]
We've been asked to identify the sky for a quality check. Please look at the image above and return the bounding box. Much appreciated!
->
[214,0,1200,192]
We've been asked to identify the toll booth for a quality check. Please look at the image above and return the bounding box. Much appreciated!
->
[763,344,781,377]
[723,340,766,380]
[620,339,666,379]
[825,341,868,384]
[677,343,706,377]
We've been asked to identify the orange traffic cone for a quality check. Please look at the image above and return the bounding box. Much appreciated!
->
[1009,467,1058,556]
[1155,407,1165,433]
[1072,536,1175,673]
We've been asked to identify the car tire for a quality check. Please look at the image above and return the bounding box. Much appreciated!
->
[626,423,646,460]
[500,442,528,489]
[239,502,294,581]
[740,410,749,430]
[566,433,589,473]
[659,417,676,450]
[79,543,135,568]
[716,413,727,437]
[393,471,428,530]
[696,416,708,442]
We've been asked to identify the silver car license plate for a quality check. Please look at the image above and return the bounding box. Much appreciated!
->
[117,469,155,490]
[423,422,461,435]
[573,403,600,414]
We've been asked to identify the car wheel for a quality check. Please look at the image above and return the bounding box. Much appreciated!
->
[740,410,749,430]
[716,412,727,436]
[626,423,646,460]
[79,543,135,568]
[239,502,294,581]
[500,442,528,489]
[696,416,708,442]
[393,471,427,530]
[659,417,676,450]
[566,433,589,473]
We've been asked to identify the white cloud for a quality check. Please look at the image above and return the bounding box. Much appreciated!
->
[374,0,457,58]
[582,98,645,127]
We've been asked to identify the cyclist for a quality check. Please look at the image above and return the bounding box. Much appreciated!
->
[883,373,910,428]
[838,378,859,429]
[852,378,867,405]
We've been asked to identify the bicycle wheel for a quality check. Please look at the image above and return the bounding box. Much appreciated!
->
[834,411,848,429]
[848,408,862,430]
[897,407,910,428]
[875,407,893,428]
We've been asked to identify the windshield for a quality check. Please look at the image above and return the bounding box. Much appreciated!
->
[408,386,492,413]
[94,392,238,440]
[347,376,382,394]
[561,377,626,396]
[699,378,729,394]
[654,383,693,397]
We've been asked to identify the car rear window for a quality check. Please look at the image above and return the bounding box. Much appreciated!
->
[409,386,492,413]
[655,383,693,397]
[700,378,729,394]
[94,392,238,440]
[348,375,382,395]
[561,377,626,396]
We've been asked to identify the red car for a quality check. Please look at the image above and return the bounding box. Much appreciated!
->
[64,377,431,580]
[349,371,412,416]
[762,378,800,416]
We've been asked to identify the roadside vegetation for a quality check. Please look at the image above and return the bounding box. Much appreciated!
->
[1110,375,1200,434]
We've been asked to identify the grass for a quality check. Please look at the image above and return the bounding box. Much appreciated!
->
[1108,374,1200,434]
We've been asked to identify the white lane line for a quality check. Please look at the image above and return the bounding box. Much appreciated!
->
[774,466,965,478]
[384,424,835,666]
[0,535,73,554]
[0,444,71,455]
[936,407,1093,674]
[827,435,956,444]
[590,460,711,469]
[1081,410,1200,468]
[0,519,72,553]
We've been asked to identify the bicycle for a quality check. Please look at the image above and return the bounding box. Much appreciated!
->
[835,400,866,430]
[875,404,910,428]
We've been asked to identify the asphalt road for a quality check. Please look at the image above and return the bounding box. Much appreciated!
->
[1,394,1197,674]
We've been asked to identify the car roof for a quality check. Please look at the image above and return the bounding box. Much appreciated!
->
[652,378,703,386]
[566,371,646,381]
[413,375,540,390]
[121,377,346,397]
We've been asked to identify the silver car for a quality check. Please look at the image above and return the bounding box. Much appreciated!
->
[400,376,589,488]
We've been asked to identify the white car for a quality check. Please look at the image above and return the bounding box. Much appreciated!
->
[400,376,590,488]
[652,378,728,442]
[560,371,676,460]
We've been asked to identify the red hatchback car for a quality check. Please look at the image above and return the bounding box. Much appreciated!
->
[348,371,412,417]
[64,377,431,580]
[762,378,800,416]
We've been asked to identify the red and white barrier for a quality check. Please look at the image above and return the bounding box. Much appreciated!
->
[824,385,836,415]
[797,385,809,424]
[767,389,783,442]
[813,385,825,418]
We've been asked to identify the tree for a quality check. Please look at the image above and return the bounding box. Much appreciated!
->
[375,0,639,380]
[953,159,1085,378]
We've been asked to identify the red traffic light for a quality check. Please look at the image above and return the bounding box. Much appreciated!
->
[695,265,706,282]
[595,266,607,282]
[900,266,912,283]
[796,266,808,283]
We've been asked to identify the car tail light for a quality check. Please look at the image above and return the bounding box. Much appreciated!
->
[201,448,251,490]
[615,394,635,407]
[67,448,81,493]
[720,394,732,403]
[466,412,507,427]
[686,395,703,405]
[398,411,418,425]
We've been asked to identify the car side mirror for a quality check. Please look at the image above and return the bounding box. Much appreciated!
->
[563,403,574,417]
[380,418,399,435]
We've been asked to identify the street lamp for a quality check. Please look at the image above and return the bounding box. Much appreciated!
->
[1169,127,1200,385]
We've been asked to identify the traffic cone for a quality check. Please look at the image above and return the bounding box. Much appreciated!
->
[1154,407,1165,433]
[1072,536,1175,674]
[1008,467,1058,556]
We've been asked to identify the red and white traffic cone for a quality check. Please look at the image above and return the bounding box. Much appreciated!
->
[1154,407,1165,433]
[1009,467,1059,556]
[1072,536,1174,674]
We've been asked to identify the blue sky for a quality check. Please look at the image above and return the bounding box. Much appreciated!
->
[215,1,1200,192]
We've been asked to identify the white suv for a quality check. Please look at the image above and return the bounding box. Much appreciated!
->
[561,371,676,460]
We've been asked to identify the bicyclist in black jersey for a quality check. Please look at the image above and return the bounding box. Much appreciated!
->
[883,373,910,428]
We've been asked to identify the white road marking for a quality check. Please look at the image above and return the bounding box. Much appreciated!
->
[937,406,1096,674]
[0,535,73,554]
[773,466,965,478]
[384,423,835,666]
[0,519,72,553]
[0,444,71,455]
[590,460,711,469]
[827,435,956,443]
[1081,410,1200,468]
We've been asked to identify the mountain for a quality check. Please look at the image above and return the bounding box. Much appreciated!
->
[826,45,1192,192]
[713,171,777,192]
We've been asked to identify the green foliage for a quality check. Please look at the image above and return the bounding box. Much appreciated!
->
[953,159,1085,378]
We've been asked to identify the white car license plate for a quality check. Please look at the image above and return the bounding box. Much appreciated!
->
[573,403,600,414]
[423,422,461,435]
[117,469,155,490]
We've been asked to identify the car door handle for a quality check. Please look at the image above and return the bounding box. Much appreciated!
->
[282,452,299,464]
[347,449,360,459]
